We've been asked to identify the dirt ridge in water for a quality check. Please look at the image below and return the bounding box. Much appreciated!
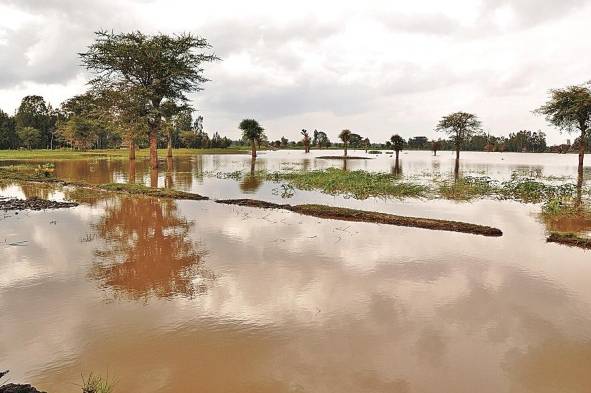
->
[215,198,503,237]
[0,197,78,211]
[547,232,591,250]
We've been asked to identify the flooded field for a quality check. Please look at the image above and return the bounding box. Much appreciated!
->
[1,150,591,393]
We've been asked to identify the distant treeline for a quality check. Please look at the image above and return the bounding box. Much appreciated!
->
[1,95,588,153]
[0,95,235,150]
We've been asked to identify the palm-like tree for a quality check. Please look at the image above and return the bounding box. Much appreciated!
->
[239,119,265,159]
[391,134,405,161]
[339,129,352,157]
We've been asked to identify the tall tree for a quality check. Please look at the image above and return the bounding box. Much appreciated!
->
[339,129,351,157]
[435,112,482,161]
[239,119,265,158]
[390,134,405,161]
[80,31,219,169]
[0,109,17,149]
[15,95,52,149]
[536,83,591,175]
[16,127,41,149]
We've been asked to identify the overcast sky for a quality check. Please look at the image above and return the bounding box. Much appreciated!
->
[1,0,590,144]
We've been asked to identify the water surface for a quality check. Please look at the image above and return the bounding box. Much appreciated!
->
[1,151,590,393]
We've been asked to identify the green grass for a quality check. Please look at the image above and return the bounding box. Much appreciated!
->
[98,183,208,200]
[0,147,249,160]
[437,176,495,201]
[267,168,429,199]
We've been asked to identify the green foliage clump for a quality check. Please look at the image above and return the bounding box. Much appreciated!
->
[268,168,428,199]
[437,176,495,200]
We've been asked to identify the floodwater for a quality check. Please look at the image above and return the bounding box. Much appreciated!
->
[1,150,591,393]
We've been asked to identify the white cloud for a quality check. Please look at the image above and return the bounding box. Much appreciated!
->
[1,0,590,144]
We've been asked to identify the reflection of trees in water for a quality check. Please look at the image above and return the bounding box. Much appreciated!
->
[90,197,214,300]
[240,158,262,193]
[18,182,55,200]
[391,159,402,177]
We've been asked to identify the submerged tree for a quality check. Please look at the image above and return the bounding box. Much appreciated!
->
[301,129,311,153]
[339,129,352,157]
[239,119,265,158]
[80,31,219,169]
[390,134,405,161]
[435,112,482,161]
[432,140,442,156]
[535,83,591,175]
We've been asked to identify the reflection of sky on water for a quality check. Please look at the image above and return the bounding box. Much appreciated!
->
[1,184,591,392]
[1,151,590,392]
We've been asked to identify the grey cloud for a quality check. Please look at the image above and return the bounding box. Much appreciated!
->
[0,0,137,88]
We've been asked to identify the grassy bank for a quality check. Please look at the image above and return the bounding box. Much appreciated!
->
[0,147,249,160]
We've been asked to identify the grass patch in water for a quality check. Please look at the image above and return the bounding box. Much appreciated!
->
[437,176,495,201]
[267,168,429,199]
[81,372,116,393]
[99,183,208,200]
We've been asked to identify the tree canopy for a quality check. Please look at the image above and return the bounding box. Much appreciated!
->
[80,30,219,167]
[435,112,482,156]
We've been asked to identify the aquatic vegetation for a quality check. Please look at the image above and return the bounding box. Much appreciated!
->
[99,183,208,200]
[81,372,115,393]
[437,176,495,201]
[267,168,429,199]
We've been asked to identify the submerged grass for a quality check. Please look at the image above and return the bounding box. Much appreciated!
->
[81,372,115,393]
[267,168,429,199]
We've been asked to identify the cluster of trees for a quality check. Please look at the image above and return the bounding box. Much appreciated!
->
[0,94,234,152]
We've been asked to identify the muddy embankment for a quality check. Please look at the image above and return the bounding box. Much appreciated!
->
[0,197,78,211]
[216,199,503,237]
[547,232,591,250]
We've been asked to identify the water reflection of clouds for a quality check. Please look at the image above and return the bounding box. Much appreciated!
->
[1,184,591,392]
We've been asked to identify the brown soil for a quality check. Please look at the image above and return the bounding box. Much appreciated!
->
[0,197,78,211]
[215,199,503,237]
[0,384,46,393]
[547,232,591,250]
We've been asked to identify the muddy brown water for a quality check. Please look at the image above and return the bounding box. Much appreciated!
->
[1,151,591,393]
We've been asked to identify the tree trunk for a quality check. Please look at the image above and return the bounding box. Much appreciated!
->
[129,141,136,160]
[344,142,348,157]
[456,148,460,161]
[251,139,257,158]
[149,120,159,170]
[167,129,173,158]
[395,150,400,161]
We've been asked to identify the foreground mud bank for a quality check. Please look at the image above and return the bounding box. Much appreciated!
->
[216,199,503,237]
[0,384,46,393]
[0,197,78,211]
[547,232,591,250]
